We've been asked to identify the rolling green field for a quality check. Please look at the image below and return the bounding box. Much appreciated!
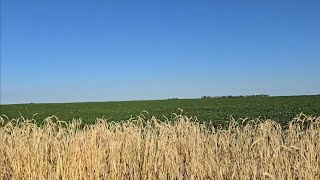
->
[1,95,320,125]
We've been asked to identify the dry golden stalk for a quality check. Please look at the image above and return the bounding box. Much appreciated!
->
[0,114,319,179]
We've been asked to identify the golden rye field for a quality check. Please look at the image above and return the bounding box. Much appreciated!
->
[0,113,319,179]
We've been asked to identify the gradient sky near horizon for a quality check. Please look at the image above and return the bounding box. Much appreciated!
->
[1,0,320,104]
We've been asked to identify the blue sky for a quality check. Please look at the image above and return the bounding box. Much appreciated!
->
[1,0,320,104]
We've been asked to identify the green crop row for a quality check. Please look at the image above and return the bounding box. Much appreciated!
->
[1,95,319,125]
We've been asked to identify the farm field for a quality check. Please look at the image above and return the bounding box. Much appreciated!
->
[1,114,320,179]
[1,96,320,179]
[1,95,320,125]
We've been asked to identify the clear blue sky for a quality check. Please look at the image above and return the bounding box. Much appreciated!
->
[1,0,320,104]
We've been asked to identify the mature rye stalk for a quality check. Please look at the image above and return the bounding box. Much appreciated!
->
[0,113,319,179]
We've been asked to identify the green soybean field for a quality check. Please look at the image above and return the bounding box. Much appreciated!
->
[1,95,319,125]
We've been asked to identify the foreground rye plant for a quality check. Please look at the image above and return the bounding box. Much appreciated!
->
[0,113,319,179]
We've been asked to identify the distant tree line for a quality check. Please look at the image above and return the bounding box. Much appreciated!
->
[168,98,179,100]
[201,94,269,99]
